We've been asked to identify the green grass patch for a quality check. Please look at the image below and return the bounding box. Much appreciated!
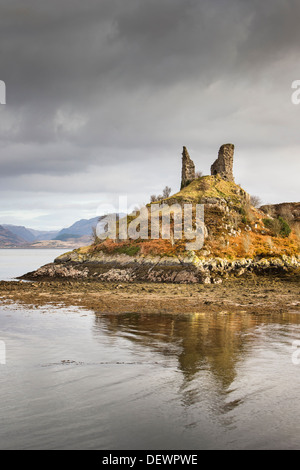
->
[114,245,141,256]
[263,217,291,238]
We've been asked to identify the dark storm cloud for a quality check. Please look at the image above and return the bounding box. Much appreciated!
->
[0,0,299,227]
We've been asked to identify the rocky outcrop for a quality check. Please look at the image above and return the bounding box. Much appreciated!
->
[181,147,195,189]
[211,144,235,182]
[21,251,300,285]
[260,202,300,226]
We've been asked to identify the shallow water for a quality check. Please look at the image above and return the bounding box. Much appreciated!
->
[0,249,66,281]
[0,250,300,450]
[0,304,300,450]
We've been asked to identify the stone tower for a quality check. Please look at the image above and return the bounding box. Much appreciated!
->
[181,146,196,189]
[211,143,235,182]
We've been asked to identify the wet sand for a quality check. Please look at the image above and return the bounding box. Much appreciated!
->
[0,274,299,314]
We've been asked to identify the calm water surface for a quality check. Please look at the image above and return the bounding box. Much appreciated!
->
[0,249,66,281]
[0,251,300,450]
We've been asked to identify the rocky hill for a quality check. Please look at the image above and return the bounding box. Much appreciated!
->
[22,144,300,284]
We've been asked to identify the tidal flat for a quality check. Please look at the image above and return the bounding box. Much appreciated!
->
[0,273,299,315]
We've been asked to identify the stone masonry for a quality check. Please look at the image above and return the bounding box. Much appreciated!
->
[181,146,196,189]
[211,143,235,182]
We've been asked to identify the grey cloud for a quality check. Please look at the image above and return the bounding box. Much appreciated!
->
[0,0,299,228]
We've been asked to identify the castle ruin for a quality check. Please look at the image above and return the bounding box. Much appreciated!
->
[181,146,196,189]
[211,143,235,183]
[180,143,235,189]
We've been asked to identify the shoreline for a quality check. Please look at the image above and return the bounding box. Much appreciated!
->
[19,250,300,286]
[0,274,299,315]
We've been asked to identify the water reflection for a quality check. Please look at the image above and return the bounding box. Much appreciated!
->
[1,303,300,449]
[94,312,300,414]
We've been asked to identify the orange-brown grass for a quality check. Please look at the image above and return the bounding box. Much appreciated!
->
[207,231,300,259]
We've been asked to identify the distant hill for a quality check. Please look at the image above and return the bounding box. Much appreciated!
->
[3,225,59,242]
[55,217,100,240]
[3,225,36,242]
[0,215,126,247]
[0,225,26,247]
[55,233,82,241]
[55,215,126,241]
[28,228,59,241]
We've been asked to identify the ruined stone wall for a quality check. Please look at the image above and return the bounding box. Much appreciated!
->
[211,143,235,182]
[181,146,195,189]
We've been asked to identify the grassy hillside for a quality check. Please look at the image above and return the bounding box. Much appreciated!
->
[167,175,248,206]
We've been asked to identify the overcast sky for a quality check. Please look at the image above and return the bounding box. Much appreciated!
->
[0,0,299,230]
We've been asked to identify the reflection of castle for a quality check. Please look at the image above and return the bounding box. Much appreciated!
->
[93,313,279,392]
[93,312,300,419]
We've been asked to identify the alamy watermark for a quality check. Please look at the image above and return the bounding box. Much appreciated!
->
[291,80,300,105]
[0,341,6,365]
[292,340,300,365]
[0,80,6,105]
[96,197,205,251]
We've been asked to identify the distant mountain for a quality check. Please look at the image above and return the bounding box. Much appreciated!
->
[0,214,126,247]
[28,228,59,241]
[55,217,100,240]
[0,225,26,247]
[3,225,36,242]
[3,225,59,242]
[55,215,125,241]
